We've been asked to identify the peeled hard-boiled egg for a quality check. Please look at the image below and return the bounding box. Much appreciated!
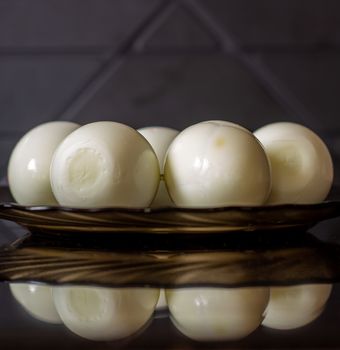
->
[166,287,269,341]
[164,121,271,207]
[10,283,61,324]
[50,121,160,208]
[138,127,179,170]
[138,127,179,207]
[53,286,159,341]
[254,122,333,204]
[262,284,332,330]
[8,121,79,205]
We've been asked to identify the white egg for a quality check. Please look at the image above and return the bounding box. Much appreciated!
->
[8,121,79,205]
[138,127,179,171]
[262,284,332,330]
[10,283,61,324]
[166,287,269,341]
[138,127,179,207]
[164,121,271,207]
[254,122,333,204]
[50,121,160,208]
[53,286,159,341]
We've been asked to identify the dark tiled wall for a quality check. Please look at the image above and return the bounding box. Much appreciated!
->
[1,0,340,181]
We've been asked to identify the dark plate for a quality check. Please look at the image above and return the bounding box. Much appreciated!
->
[0,200,339,235]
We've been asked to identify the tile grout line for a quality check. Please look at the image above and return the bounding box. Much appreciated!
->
[181,0,316,126]
[132,1,178,52]
[55,0,172,122]
[0,45,339,56]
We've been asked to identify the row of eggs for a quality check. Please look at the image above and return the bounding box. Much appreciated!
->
[10,283,332,342]
[8,120,333,208]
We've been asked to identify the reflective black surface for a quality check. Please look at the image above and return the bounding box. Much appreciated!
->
[0,186,340,348]
[0,226,338,348]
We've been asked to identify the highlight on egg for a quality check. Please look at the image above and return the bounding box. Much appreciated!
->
[53,286,159,341]
[138,126,179,207]
[166,287,269,341]
[164,121,272,207]
[50,121,160,208]
[10,283,62,324]
[8,121,79,205]
[254,122,334,204]
[262,283,332,330]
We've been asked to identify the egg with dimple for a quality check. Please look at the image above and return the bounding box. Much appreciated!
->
[138,126,179,207]
[8,121,79,205]
[254,122,333,204]
[50,121,160,208]
[10,283,61,324]
[262,284,332,330]
[166,287,269,341]
[53,286,159,341]
[164,121,271,207]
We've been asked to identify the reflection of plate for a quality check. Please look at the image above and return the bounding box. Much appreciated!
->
[0,200,339,235]
[1,233,340,287]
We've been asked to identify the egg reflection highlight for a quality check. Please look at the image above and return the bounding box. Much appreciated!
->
[166,287,269,341]
[53,286,159,341]
[155,289,167,310]
[262,284,332,330]
[10,283,61,324]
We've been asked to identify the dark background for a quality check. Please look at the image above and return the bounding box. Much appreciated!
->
[1,0,340,349]
[1,0,340,184]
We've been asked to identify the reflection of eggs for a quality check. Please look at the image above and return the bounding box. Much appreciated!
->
[50,122,160,208]
[166,287,269,341]
[262,284,332,330]
[8,121,79,205]
[155,289,167,310]
[164,121,271,207]
[138,127,179,207]
[10,283,61,324]
[254,122,333,204]
[53,286,159,341]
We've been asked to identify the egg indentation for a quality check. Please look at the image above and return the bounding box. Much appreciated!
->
[67,148,105,192]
